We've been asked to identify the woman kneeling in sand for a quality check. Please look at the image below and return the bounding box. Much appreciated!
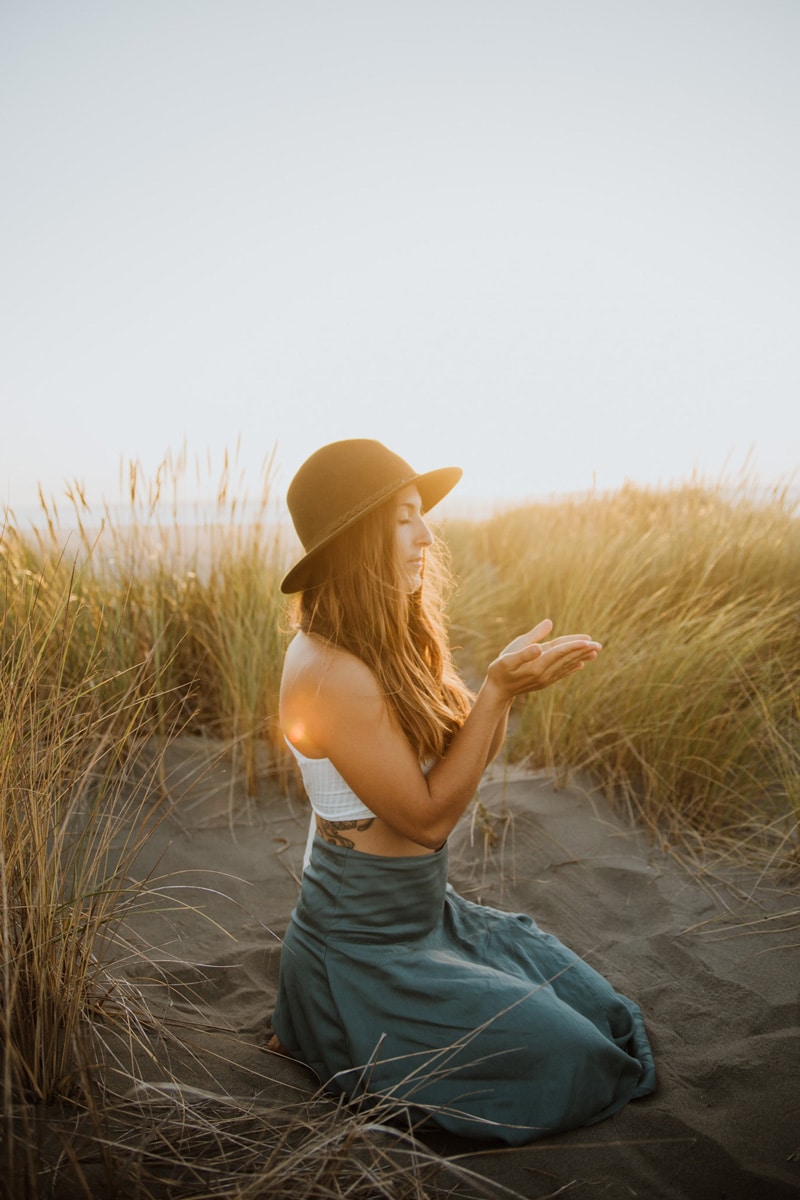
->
[270,439,656,1144]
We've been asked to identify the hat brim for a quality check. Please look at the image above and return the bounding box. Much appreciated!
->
[280,465,462,594]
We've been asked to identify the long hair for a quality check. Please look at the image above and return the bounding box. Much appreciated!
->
[292,499,472,760]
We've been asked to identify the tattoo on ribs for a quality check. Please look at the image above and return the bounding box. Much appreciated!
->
[319,817,375,848]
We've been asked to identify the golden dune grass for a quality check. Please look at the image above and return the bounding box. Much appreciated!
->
[4,454,798,863]
[1,451,798,1195]
[445,474,799,864]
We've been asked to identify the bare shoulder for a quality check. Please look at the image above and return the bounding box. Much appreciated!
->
[282,631,378,694]
[281,632,384,755]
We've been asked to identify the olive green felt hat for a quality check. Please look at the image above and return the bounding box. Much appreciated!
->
[280,439,462,593]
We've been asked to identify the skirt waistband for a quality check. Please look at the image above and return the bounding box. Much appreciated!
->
[293,835,449,943]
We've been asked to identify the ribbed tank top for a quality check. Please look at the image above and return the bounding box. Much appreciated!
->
[285,738,375,821]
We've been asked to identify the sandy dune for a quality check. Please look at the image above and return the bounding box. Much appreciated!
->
[115,737,800,1199]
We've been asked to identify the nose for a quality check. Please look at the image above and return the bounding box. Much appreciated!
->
[415,515,434,547]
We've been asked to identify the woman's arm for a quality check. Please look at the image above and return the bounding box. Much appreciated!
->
[286,619,601,850]
[484,701,511,766]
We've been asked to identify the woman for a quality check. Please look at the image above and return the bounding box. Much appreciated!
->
[270,439,655,1144]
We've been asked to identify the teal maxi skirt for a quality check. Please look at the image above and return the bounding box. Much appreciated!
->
[272,836,656,1144]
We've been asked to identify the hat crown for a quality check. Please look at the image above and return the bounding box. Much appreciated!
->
[287,439,416,554]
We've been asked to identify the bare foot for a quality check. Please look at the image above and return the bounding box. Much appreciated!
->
[267,1033,289,1056]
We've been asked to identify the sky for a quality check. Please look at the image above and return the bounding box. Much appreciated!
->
[2,0,799,519]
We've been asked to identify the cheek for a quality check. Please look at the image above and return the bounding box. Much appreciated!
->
[394,525,412,556]
[391,530,404,576]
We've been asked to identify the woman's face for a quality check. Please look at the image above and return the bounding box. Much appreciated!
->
[393,484,434,592]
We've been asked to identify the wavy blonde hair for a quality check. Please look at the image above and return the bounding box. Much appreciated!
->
[292,497,472,760]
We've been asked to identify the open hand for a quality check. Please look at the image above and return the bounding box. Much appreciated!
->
[487,618,602,699]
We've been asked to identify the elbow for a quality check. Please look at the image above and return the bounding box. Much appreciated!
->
[409,815,455,851]
[412,831,448,852]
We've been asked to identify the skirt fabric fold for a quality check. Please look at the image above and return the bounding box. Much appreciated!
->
[272,835,656,1144]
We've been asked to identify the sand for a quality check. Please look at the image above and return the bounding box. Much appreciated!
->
[111,736,800,1199]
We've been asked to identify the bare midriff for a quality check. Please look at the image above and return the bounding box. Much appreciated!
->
[313,814,437,857]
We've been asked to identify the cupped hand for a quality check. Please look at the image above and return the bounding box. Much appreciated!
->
[487,618,602,700]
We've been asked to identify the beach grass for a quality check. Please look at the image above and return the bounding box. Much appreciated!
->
[445,473,800,865]
[26,1079,519,1200]
[2,451,798,1195]
[4,452,798,869]
[0,538,177,1193]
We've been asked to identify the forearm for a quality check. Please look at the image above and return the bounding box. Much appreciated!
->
[485,702,511,764]
[316,622,599,851]
[422,680,512,845]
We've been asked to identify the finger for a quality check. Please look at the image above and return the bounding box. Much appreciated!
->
[529,618,553,642]
[550,641,601,661]
[499,624,553,658]
[505,642,544,670]
[537,644,598,665]
[500,620,557,660]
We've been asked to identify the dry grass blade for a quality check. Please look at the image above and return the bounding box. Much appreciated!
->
[30,1077,528,1200]
[446,471,800,871]
[2,454,798,1197]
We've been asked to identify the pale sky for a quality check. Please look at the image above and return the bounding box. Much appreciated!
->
[2,0,798,517]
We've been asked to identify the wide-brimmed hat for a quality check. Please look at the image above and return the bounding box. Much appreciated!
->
[280,439,462,593]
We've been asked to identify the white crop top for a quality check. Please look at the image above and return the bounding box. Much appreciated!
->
[285,738,375,821]
[285,738,437,871]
